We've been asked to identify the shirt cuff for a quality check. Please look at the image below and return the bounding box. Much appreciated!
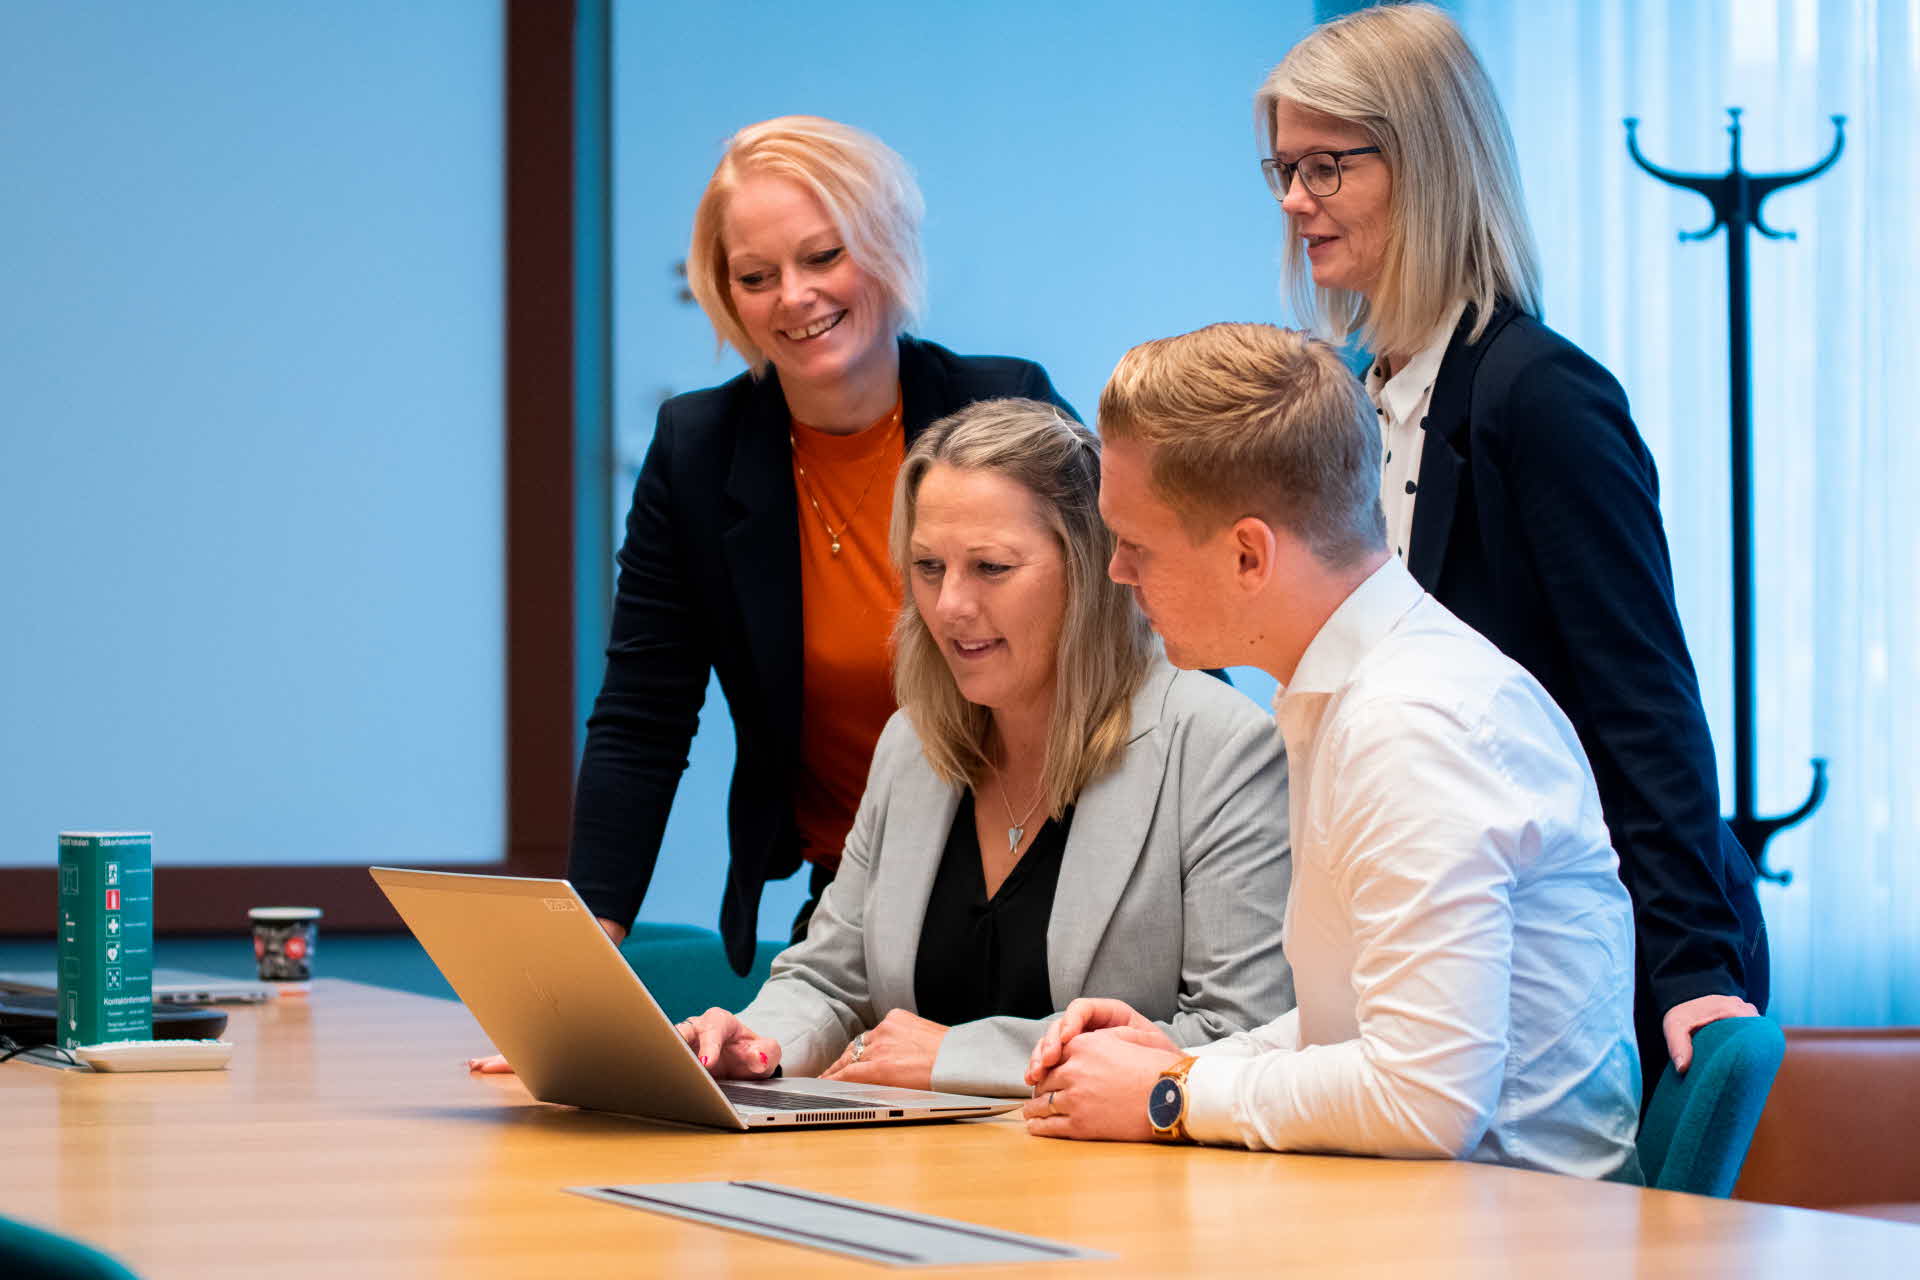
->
[1190,1008,1299,1059]
[1182,1054,1250,1147]
[1648,967,1749,1020]
[1190,1035,1259,1060]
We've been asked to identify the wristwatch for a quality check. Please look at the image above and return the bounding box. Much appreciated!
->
[1147,1055,1199,1143]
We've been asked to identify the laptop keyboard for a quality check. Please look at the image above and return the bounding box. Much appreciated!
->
[720,1082,889,1112]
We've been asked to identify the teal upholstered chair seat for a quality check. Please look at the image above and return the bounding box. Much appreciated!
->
[616,924,783,1024]
[294,921,781,1020]
[0,1215,141,1280]
[0,925,784,1029]
[1638,1015,1786,1196]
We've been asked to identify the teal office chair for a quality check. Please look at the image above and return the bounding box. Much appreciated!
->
[0,1215,141,1280]
[1638,1015,1786,1196]
[619,925,783,1024]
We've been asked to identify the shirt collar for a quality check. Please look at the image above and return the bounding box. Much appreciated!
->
[1365,299,1467,424]
[1276,555,1426,702]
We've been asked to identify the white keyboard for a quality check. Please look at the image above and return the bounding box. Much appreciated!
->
[73,1039,234,1072]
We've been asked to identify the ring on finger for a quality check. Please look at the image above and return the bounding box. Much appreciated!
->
[850,1033,869,1063]
[1047,1090,1059,1117]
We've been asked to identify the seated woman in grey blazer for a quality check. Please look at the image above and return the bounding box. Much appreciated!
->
[678,397,1294,1097]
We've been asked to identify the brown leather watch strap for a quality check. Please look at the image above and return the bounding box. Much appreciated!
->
[1150,1055,1200,1143]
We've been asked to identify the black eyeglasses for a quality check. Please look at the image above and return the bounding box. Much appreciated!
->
[1260,146,1381,200]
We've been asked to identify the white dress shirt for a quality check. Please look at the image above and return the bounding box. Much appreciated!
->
[1368,300,1465,562]
[1182,556,1642,1181]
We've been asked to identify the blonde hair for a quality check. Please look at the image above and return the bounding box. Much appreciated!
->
[889,398,1154,817]
[1255,2,1541,355]
[687,116,925,372]
[1099,323,1385,568]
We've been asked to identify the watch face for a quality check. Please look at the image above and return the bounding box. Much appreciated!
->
[1147,1076,1185,1131]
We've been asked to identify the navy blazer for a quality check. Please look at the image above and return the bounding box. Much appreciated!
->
[1407,300,1766,1039]
[568,336,1075,974]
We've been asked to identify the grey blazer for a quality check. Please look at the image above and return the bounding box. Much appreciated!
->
[736,659,1294,1096]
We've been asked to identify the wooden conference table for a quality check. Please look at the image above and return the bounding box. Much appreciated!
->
[2,980,1913,1278]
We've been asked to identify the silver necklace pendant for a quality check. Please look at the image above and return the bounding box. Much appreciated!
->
[1007,826,1024,853]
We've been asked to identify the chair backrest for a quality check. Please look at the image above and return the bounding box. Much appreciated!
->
[1734,1027,1920,1209]
[618,926,782,1025]
[1638,1015,1785,1196]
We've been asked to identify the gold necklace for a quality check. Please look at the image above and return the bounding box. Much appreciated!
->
[996,769,1047,856]
[789,404,900,557]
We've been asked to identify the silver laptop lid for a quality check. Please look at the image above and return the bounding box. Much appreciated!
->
[369,866,749,1129]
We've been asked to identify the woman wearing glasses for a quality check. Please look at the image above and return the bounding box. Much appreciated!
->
[568,117,1076,978]
[1253,3,1765,1094]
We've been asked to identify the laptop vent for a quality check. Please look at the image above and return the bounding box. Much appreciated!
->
[798,1110,878,1124]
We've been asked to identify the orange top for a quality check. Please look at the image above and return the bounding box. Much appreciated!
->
[789,398,906,871]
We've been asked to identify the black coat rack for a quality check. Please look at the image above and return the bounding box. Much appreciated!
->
[1624,107,1844,885]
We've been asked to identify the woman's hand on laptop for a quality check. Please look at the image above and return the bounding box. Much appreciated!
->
[464,1010,780,1080]
[818,1009,948,1092]
[678,1008,781,1079]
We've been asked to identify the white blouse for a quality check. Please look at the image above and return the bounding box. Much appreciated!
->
[1367,300,1466,562]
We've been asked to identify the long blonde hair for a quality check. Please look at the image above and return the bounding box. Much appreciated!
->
[686,115,925,372]
[1256,2,1542,355]
[889,399,1154,816]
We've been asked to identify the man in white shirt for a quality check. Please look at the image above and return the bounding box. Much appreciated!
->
[1025,323,1641,1180]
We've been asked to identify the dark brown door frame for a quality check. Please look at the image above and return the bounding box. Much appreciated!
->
[0,0,579,935]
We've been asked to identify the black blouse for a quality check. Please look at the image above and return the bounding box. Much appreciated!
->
[914,790,1073,1026]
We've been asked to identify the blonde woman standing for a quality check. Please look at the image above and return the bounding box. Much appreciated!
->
[1253,3,1764,1095]
[566,117,1075,977]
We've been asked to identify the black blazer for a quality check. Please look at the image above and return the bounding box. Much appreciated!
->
[569,336,1075,974]
[1408,300,1766,1031]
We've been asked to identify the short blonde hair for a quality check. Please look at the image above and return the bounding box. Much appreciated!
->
[889,399,1154,817]
[1256,2,1541,355]
[687,116,926,372]
[1099,323,1384,568]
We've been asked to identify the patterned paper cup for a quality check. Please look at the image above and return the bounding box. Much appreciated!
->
[250,906,322,986]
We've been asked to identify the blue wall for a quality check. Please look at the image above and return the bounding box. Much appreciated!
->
[610,0,1312,930]
[0,3,504,869]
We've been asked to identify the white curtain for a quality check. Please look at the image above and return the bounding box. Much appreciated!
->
[1451,0,1918,1024]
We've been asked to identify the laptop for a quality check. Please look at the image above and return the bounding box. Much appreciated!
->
[0,968,277,1005]
[368,867,1020,1130]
